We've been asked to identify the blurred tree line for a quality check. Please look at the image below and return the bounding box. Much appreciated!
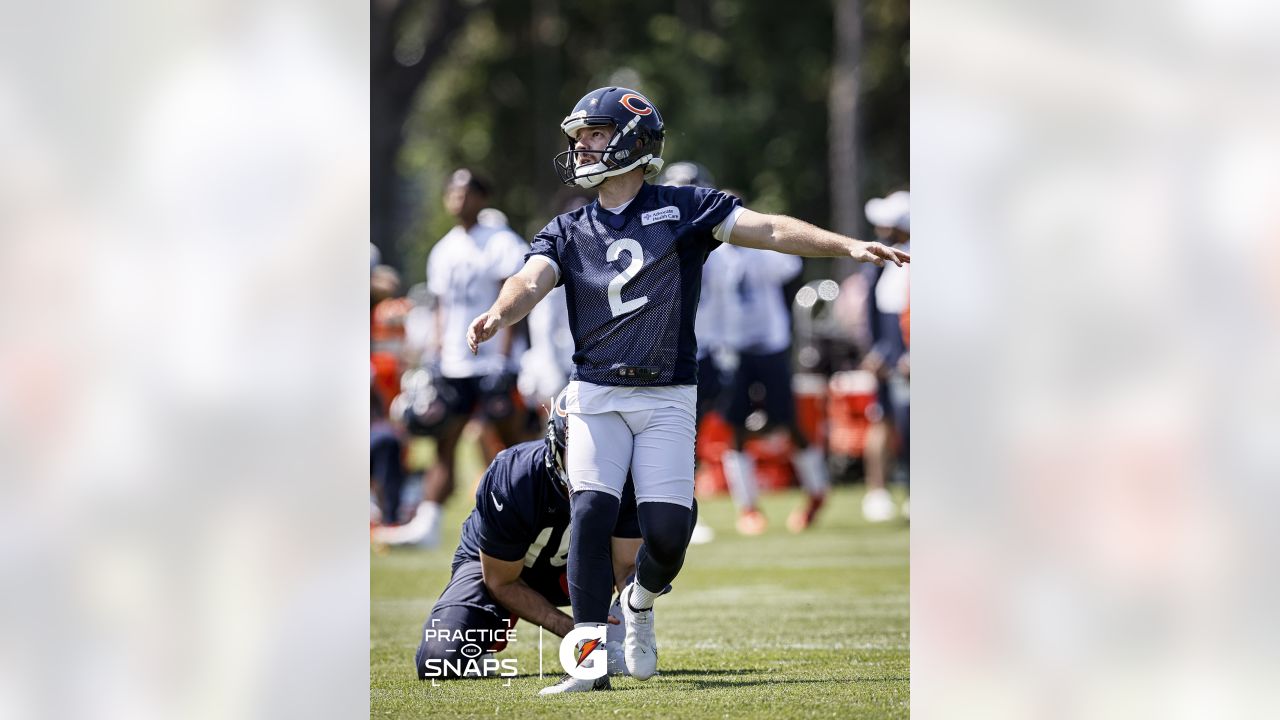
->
[373,0,908,285]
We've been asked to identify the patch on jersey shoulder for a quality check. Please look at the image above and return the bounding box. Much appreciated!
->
[641,206,681,226]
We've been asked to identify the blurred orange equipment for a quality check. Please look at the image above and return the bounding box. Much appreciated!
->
[792,373,827,448]
[371,297,413,415]
[695,411,732,496]
[900,280,910,348]
[370,353,399,415]
[826,370,878,458]
[372,297,412,347]
[695,405,808,496]
[695,414,795,493]
[743,431,794,491]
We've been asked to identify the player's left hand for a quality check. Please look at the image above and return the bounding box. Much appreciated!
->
[852,241,910,267]
[466,312,502,354]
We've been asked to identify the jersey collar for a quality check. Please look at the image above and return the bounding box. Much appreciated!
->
[592,182,653,231]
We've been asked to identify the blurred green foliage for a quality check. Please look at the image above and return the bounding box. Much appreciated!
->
[377,0,908,285]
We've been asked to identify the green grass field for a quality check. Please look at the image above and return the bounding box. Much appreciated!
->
[371,483,909,719]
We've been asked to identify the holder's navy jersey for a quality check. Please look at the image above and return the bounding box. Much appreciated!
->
[452,441,639,607]
[527,183,741,386]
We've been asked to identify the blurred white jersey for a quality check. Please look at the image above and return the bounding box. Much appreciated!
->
[402,303,435,365]
[724,246,802,354]
[874,241,910,315]
[427,222,528,378]
[695,247,741,359]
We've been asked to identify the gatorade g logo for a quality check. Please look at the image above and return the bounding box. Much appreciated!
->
[558,625,607,680]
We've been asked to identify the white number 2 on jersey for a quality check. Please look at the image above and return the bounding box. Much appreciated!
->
[606,238,649,317]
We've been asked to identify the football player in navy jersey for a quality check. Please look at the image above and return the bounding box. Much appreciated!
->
[466,86,910,694]
[414,403,645,681]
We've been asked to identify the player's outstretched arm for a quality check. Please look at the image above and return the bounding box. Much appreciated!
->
[726,209,910,267]
[466,259,557,354]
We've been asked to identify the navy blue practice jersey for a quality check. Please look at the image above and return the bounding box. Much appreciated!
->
[527,183,741,386]
[452,440,639,607]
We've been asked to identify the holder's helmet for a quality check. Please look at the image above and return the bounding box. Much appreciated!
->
[554,87,665,189]
[544,389,571,499]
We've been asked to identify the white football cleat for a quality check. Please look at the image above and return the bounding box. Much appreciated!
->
[607,642,628,677]
[537,674,611,695]
[606,598,630,676]
[619,583,658,680]
[372,501,441,547]
[862,487,896,523]
[689,521,716,545]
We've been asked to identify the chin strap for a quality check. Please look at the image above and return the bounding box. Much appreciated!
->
[573,155,656,189]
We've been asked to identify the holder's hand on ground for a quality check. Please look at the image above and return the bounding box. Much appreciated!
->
[852,241,910,267]
[466,312,501,354]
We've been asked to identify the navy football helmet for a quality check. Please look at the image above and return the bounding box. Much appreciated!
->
[554,87,665,189]
[544,389,571,499]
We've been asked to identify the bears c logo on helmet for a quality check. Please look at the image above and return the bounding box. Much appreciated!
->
[618,92,653,116]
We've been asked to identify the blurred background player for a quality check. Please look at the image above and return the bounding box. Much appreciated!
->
[516,197,587,421]
[475,206,544,444]
[658,162,733,422]
[414,402,644,679]
[370,262,411,527]
[370,388,406,527]
[662,163,831,535]
[860,190,911,522]
[370,263,412,417]
[715,198,832,536]
[376,169,532,547]
[656,161,731,545]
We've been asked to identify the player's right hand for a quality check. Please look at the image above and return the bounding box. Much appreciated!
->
[466,312,501,354]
